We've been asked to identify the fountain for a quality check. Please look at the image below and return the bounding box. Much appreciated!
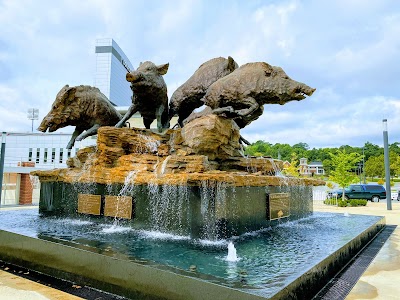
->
[0,58,385,299]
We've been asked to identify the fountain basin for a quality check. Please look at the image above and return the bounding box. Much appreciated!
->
[38,182,314,239]
[0,209,385,299]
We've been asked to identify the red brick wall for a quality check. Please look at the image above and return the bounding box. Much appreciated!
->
[19,174,33,205]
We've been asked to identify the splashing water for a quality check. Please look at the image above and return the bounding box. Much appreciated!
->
[226,242,239,262]
[101,224,132,234]
[138,134,160,153]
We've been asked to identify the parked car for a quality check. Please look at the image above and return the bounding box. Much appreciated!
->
[327,184,386,202]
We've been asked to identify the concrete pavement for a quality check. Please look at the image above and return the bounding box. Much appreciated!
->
[314,201,400,300]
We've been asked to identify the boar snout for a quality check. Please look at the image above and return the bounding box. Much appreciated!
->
[126,72,142,83]
[291,84,316,101]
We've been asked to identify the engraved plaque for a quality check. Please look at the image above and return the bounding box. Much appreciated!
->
[267,192,290,220]
[104,195,133,219]
[78,194,101,215]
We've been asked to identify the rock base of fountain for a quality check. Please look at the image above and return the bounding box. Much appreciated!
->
[33,115,324,239]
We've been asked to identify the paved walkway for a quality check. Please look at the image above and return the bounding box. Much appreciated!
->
[0,203,399,299]
[314,201,400,300]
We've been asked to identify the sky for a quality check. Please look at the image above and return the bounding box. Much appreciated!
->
[0,0,399,149]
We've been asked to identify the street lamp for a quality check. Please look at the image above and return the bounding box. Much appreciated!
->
[0,132,6,206]
[27,108,39,132]
[382,119,392,210]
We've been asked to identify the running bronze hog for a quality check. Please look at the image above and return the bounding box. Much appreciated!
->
[204,62,316,128]
[115,61,169,131]
[169,56,238,126]
[38,85,122,149]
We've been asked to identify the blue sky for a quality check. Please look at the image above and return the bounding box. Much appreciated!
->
[0,0,399,148]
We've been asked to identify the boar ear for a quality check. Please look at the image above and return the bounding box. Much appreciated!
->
[227,56,237,72]
[63,86,77,104]
[157,63,169,75]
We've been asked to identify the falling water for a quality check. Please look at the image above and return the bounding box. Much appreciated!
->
[138,134,160,153]
[200,180,229,240]
[119,171,138,196]
[148,183,190,235]
[265,157,284,177]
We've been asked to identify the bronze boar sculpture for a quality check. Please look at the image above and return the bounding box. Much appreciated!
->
[38,85,122,149]
[168,56,238,127]
[115,61,170,132]
[203,62,316,128]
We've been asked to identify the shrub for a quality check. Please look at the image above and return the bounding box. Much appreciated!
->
[338,200,348,207]
[377,178,384,185]
[347,199,368,207]
[349,199,358,207]
[324,198,337,205]
[356,199,367,206]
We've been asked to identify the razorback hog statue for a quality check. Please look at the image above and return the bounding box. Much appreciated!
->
[115,61,169,132]
[168,56,238,127]
[204,62,316,128]
[38,85,122,149]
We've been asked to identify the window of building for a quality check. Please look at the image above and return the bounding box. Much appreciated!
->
[59,148,63,163]
[44,148,48,163]
[36,148,40,163]
[28,148,32,162]
[67,149,71,158]
[51,148,56,163]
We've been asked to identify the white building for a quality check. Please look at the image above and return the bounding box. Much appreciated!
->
[299,158,325,176]
[0,132,96,206]
[94,38,133,106]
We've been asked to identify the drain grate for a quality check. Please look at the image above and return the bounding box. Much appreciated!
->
[313,225,397,300]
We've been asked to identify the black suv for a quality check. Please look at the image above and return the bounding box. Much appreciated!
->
[328,184,386,202]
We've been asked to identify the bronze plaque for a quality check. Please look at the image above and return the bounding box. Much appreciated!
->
[78,194,101,215]
[267,192,290,220]
[104,195,133,219]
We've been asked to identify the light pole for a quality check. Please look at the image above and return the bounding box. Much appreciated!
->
[362,147,366,184]
[383,119,392,210]
[0,132,6,206]
[27,108,39,132]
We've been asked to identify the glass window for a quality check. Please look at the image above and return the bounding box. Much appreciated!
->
[28,148,32,162]
[59,148,63,163]
[51,148,56,163]
[44,148,48,163]
[36,148,40,163]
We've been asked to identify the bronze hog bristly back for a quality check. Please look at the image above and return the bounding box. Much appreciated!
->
[115,61,169,132]
[203,62,316,128]
[168,56,239,127]
[37,85,122,149]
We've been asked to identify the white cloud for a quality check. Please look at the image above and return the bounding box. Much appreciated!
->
[0,0,399,149]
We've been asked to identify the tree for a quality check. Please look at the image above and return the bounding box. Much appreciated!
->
[365,152,400,180]
[283,153,300,177]
[364,155,384,179]
[329,149,362,200]
[363,142,382,161]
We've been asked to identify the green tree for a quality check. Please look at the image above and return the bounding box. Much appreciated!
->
[363,142,382,161]
[283,153,300,177]
[364,155,384,179]
[329,149,362,200]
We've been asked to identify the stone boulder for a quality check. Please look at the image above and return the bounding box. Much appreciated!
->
[181,114,241,160]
